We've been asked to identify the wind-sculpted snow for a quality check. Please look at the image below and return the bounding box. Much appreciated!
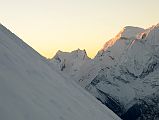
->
[0,24,121,120]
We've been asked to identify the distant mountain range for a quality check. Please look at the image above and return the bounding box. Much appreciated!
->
[51,24,159,120]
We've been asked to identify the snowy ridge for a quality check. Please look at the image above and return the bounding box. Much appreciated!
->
[0,24,120,120]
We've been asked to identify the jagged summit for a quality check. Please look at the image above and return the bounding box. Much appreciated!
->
[54,49,90,61]
[49,49,91,79]
[56,48,87,55]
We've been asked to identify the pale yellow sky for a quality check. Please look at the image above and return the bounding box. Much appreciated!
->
[0,0,159,58]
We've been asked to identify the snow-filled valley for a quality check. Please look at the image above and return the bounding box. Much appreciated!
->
[0,23,121,120]
[51,24,159,120]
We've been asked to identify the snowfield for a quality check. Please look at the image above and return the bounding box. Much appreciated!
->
[0,24,121,120]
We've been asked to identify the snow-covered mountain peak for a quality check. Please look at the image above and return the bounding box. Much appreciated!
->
[49,49,91,79]
[102,26,144,51]
[121,26,144,38]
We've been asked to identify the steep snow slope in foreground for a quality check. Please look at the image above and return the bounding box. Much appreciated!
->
[0,24,120,120]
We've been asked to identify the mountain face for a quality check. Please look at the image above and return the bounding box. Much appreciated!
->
[49,49,90,80]
[80,24,159,120]
[0,24,121,120]
[76,26,145,88]
[52,24,159,120]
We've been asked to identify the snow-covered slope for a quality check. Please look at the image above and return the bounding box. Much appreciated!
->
[0,24,121,120]
[49,49,90,80]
